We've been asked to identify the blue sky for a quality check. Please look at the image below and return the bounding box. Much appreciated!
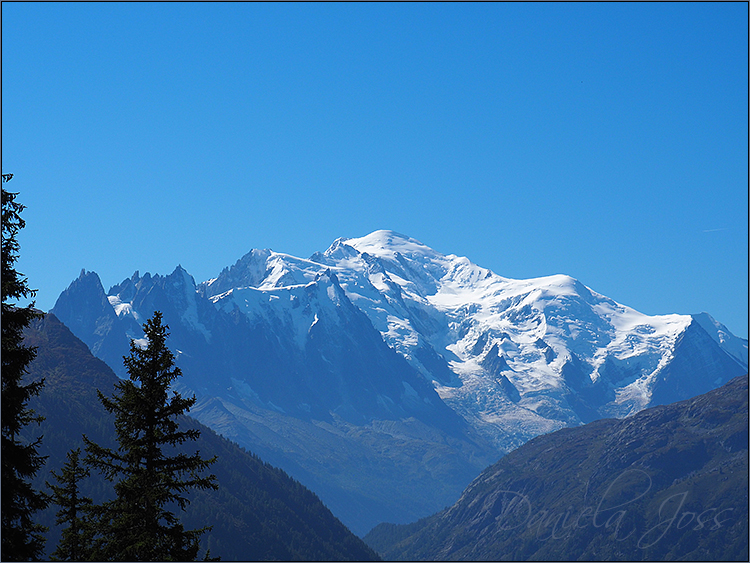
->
[3,2,748,338]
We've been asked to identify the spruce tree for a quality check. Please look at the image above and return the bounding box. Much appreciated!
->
[84,311,218,561]
[47,448,94,561]
[1,173,48,560]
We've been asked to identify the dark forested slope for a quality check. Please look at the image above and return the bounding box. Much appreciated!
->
[366,374,749,561]
[22,313,379,561]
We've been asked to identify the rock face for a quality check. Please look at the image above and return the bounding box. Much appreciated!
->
[51,230,748,534]
[364,375,749,561]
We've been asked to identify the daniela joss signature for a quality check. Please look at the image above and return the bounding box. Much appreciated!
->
[492,469,735,549]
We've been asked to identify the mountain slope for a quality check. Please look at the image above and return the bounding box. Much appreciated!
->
[311,231,746,433]
[364,374,749,561]
[21,313,379,561]
[50,230,748,533]
[52,264,498,534]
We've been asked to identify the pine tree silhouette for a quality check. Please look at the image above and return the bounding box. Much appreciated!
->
[1,173,49,560]
[47,448,94,561]
[84,311,218,561]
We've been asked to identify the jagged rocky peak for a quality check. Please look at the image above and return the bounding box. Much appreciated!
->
[74,268,106,292]
[320,236,360,261]
[165,264,197,292]
[108,271,140,302]
[52,269,111,319]
[691,311,748,368]
[201,248,273,297]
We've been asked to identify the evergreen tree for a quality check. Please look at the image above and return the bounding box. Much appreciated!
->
[84,311,218,561]
[1,173,48,561]
[47,448,94,561]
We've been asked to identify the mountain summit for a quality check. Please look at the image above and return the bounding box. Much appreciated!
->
[51,230,748,534]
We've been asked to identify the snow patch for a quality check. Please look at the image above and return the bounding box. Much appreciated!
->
[107,295,142,321]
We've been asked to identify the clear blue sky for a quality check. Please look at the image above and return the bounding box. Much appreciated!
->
[3,2,748,338]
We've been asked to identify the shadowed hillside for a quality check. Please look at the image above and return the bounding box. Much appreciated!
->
[22,313,379,561]
[365,374,748,561]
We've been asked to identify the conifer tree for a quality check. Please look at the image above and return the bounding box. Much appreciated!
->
[1,173,48,560]
[84,311,218,561]
[47,448,94,561]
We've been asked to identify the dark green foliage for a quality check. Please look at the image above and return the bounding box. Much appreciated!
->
[23,313,380,561]
[366,375,749,561]
[47,449,94,561]
[179,416,381,561]
[2,174,48,561]
[83,311,218,561]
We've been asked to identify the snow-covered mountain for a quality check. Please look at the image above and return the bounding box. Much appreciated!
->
[196,230,746,448]
[51,230,748,534]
